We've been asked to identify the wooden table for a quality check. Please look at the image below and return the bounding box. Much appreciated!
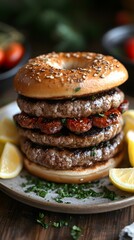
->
[0,86,134,240]
[0,190,134,240]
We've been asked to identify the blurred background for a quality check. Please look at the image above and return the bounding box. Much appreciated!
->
[0,0,134,104]
[1,0,132,54]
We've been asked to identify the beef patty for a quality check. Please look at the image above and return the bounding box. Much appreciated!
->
[17,88,124,118]
[20,132,124,170]
[17,118,123,148]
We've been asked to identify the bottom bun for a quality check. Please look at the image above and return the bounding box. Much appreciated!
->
[23,151,124,184]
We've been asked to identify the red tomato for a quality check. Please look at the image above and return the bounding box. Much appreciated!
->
[39,118,63,134]
[66,118,92,134]
[92,109,121,128]
[115,11,131,25]
[4,42,25,69]
[0,48,5,67]
[125,37,134,60]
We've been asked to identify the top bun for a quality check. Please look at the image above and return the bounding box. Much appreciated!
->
[14,52,128,99]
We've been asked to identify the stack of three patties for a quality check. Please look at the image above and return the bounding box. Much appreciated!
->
[13,52,128,183]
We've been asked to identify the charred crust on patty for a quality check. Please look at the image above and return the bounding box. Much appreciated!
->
[15,117,124,148]
[20,132,124,170]
[17,88,124,118]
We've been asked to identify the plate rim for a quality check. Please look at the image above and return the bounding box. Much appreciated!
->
[0,179,134,214]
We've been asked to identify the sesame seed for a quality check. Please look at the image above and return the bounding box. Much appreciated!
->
[46,75,54,79]
[82,75,86,79]
[100,74,105,78]
[93,73,98,77]
[66,53,71,58]
[73,53,79,58]
[86,55,92,59]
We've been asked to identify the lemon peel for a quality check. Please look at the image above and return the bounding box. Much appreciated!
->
[126,130,134,167]
[109,168,134,193]
[0,118,19,144]
[0,142,23,179]
[123,110,134,138]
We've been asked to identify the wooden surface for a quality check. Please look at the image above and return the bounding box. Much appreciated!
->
[0,190,134,240]
[0,87,134,240]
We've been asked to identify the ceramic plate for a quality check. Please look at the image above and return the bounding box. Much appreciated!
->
[0,102,134,214]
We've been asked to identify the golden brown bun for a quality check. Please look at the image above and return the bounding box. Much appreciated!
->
[14,52,128,99]
[24,151,124,184]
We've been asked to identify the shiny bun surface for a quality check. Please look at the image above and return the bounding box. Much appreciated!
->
[14,52,128,98]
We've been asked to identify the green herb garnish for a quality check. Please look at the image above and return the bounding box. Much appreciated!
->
[74,87,81,92]
[90,147,96,157]
[61,118,66,124]
[71,225,82,240]
[36,212,49,229]
[102,186,117,201]
[98,113,105,117]
[91,95,96,101]
[36,212,81,239]
[21,175,118,202]
[52,220,69,228]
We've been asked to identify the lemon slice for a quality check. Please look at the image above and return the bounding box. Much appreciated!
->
[0,142,23,179]
[0,118,19,144]
[0,142,5,156]
[109,168,134,193]
[126,130,134,167]
[123,110,134,137]
[123,110,134,118]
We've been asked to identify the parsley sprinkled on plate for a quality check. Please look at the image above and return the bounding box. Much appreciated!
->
[21,174,118,202]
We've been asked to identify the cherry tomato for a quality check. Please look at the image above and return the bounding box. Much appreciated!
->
[15,113,37,129]
[39,119,63,135]
[115,11,131,25]
[0,48,5,67]
[66,118,92,134]
[92,109,121,128]
[4,42,25,69]
[125,37,134,60]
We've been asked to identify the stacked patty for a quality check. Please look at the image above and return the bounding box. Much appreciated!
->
[13,52,128,183]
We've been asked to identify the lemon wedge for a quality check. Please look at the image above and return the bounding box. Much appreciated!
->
[0,142,5,156]
[109,168,134,193]
[123,110,134,137]
[126,130,134,167]
[0,118,19,144]
[0,142,23,179]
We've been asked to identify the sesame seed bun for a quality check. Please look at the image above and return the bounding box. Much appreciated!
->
[14,52,128,99]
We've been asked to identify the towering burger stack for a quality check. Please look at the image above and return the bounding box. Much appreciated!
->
[14,52,128,183]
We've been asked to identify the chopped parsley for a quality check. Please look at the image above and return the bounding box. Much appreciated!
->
[71,225,82,240]
[21,175,119,202]
[61,118,66,124]
[90,95,96,101]
[98,113,105,117]
[36,212,82,240]
[74,87,81,92]
[52,220,69,228]
[90,147,96,157]
[36,212,49,229]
